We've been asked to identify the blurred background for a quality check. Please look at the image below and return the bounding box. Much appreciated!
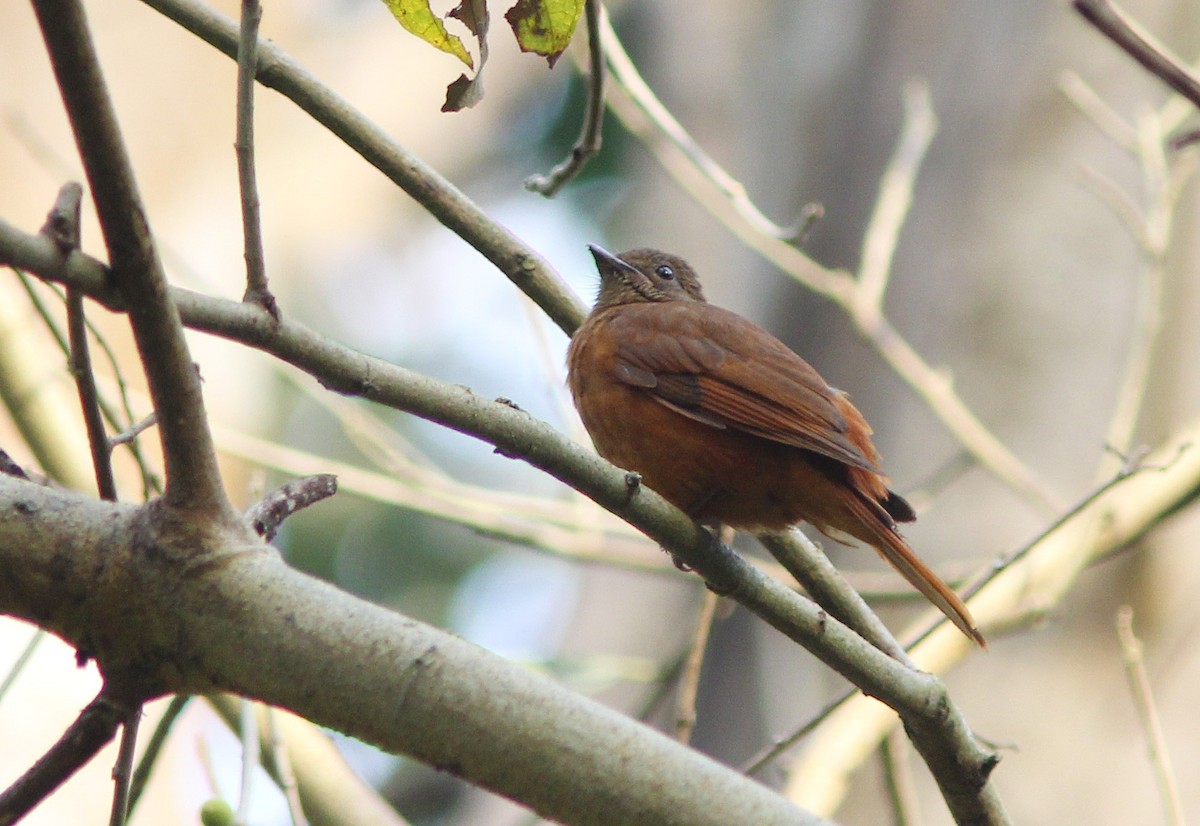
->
[2,0,1200,824]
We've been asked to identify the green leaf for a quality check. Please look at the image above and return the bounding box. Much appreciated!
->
[504,0,586,68]
[382,0,474,69]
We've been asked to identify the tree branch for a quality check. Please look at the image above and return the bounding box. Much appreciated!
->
[31,0,231,517]
[0,475,829,826]
[0,693,125,825]
[40,181,118,501]
[234,0,277,317]
[1074,0,1200,110]
[524,0,605,196]
[139,0,586,337]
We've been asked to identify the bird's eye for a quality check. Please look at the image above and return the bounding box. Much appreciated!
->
[655,265,675,280]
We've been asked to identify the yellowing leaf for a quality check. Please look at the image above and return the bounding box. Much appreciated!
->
[382,0,474,69]
[505,0,585,68]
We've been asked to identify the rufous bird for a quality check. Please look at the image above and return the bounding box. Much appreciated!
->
[566,244,984,647]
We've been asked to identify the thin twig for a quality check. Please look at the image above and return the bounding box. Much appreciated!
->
[244,474,338,542]
[215,422,675,575]
[236,698,261,825]
[525,0,604,196]
[206,696,411,826]
[1074,0,1200,111]
[110,413,159,448]
[881,728,924,826]
[0,628,44,703]
[1115,606,1185,826]
[742,685,856,776]
[675,588,720,744]
[856,82,937,318]
[32,0,231,516]
[235,0,277,317]
[1097,110,1174,473]
[13,270,161,497]
[1058,70,1139,151]
[66,287,118,500]
[597,6,820,247]
[747,455,1171,777]
[0,694,124,824]
[38,182,118,501]
[263,708,308,826]
[126,695,191,816]
[782,423,1199,813]
[107,706,142,826]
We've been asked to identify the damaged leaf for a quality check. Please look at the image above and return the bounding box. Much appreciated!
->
[382,0,474,68]
[505,0,585,67]
[443,0,490,111]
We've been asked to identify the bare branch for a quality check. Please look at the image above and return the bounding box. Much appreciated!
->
[31,0,231,517]
[525,0,604,196]
[1074,0,1200,110]
[126,695,190,817]
[140,0,586,337]
[244,474,338,542]
[1116,606,1185,826]
[1059,70,1139,151]
[599,6,828,254]
[46,182,119,502]
[759,532,913,665]
[881,730,924,826]
[11,270,161,497]
[262,708,309,826]
[107,706,141,826]
[785,423,1200,816]
[0,694,124,825]
[856,82,937,318]
[206,697,409,826]
[66,285,117,500]
[235,0,277,317]
[0,475,830,826]
[675,589,719,744]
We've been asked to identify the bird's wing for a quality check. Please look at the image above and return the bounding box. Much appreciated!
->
[608,303,882,472]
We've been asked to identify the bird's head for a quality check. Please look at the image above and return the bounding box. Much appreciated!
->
[586,244,707,310]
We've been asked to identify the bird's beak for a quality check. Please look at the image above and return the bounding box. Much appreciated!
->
[587,244,640,279]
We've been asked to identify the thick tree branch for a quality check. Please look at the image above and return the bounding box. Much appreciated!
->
[31,0,231,518]
[0,475,827,826]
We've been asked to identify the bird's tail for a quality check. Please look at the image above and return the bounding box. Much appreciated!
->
[851,502,986,648]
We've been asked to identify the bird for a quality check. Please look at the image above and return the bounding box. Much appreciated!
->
[566,244,984,647]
